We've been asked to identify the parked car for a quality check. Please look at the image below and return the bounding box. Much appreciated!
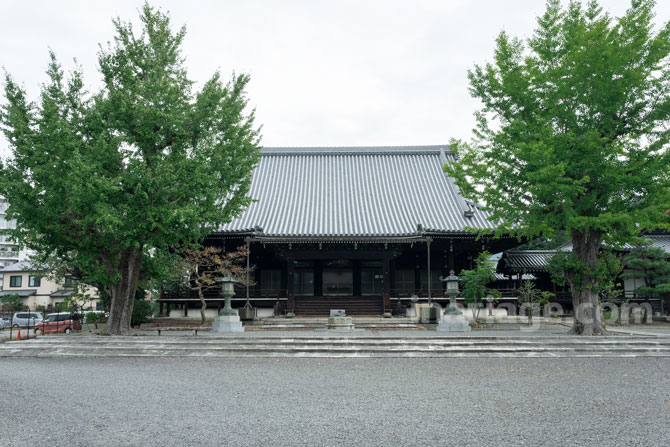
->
[11,312,43,328]
[0,317,4,330]
[34,313,81,335]
[1,317,9,329]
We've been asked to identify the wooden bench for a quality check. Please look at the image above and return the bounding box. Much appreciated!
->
[154,326,209,336]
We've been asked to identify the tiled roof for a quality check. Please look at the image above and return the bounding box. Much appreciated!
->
[499,251,557,272]
[0,290,36,297]
[622,235,670,254]
[0,261,39,273]
[494,272,537,281]
[560,235,670,255]
[218,146,495,238]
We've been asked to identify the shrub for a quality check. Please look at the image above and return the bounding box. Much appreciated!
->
[131,299,154,326]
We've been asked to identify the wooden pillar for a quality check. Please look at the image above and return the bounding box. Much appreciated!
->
[166,303,171,318]
[184,303,188,317]
[159,301,163,316]
[245,237,251,302]
[448,239,455,271]
[426,238,432,303]
[353,260,361,297]
[314,260,323,296]
[287,258,296,316]
[382,254,391,314]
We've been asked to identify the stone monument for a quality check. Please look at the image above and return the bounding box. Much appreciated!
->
[327,309,354,331]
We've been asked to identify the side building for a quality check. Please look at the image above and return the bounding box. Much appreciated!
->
[160,145,519,318]
[498,233,670,314]
[0,261,100,311]
[0,198,20,282]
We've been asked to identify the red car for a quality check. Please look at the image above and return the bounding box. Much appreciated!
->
[34,313,82,335]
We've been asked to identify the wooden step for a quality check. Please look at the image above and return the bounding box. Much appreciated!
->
[294,297,383,316]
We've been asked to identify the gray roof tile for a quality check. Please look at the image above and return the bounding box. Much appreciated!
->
[218,146,495,238]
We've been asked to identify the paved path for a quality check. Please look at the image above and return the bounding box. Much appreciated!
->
[1,357,669,446]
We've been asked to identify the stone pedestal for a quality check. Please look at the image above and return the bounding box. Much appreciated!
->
[212,314,244,333]
[436,313,471,332]
[327,316,354,331]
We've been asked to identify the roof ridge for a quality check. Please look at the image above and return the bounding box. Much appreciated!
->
[261,145,453,154]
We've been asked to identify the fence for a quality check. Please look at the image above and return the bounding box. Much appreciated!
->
[0,303,107,340]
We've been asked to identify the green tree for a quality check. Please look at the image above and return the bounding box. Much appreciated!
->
[623,241,670,307]
[0,293,25,311]
[459,252,500,321]
[0,4,260,335]
[448,0,670,335]
[517,281,553,325]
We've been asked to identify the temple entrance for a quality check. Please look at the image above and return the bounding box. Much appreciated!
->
[294,296,384,316]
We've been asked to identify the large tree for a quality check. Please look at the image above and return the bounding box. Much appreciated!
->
[0,4,260,334]
[449,0,670,334]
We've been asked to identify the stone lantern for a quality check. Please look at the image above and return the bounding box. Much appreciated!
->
[212,274,244,333]
[436,270,471,332]
[219,275,236,316]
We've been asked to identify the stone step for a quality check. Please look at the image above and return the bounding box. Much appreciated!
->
[2,336,670,358]
[8,335,670,345]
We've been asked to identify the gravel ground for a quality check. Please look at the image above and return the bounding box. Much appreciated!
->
[1,357,669,446]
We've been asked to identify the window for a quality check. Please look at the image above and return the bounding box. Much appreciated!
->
[64,276,77,288]
[294,269,314,296]
[361,268,383,295]
[29,275,41,287]
[323,269,353,296]
[394,270,414,295]
[9,275,21,287]
[260,270,282,295]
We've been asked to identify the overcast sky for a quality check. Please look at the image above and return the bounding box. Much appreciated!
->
[1,0,670,155]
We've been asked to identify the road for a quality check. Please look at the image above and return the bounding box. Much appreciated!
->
[1,357,668,446]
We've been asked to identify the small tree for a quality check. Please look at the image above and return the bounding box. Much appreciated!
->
[517,281,552,325]
[62,292,96,314]
[460,252,500,321]
[179,245,254,324]
[623,242,670,312]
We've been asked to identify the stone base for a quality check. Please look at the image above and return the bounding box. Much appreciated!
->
[327,316,354,331]
[212,314,244,333]
[436,314,471,332]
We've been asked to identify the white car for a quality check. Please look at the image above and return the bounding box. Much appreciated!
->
[11,312,43,328]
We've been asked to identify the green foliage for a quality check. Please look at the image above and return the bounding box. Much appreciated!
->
[623,241,670,300]
[85,312,104,324]
[131,298,154,327]
[517,281,551,323]
[0,4,261,333]
[548,249,622,294]
[516,231,570,250]
[459,252,500,319]
[448,0,670,244]
[450,0,670,333]
[0,294,25,310]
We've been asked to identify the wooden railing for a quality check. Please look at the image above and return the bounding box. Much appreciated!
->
[161,288,287,300]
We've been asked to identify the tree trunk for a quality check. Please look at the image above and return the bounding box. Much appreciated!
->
[198,286,206,325]
[569,229,607,336]
[107,247,144,335]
